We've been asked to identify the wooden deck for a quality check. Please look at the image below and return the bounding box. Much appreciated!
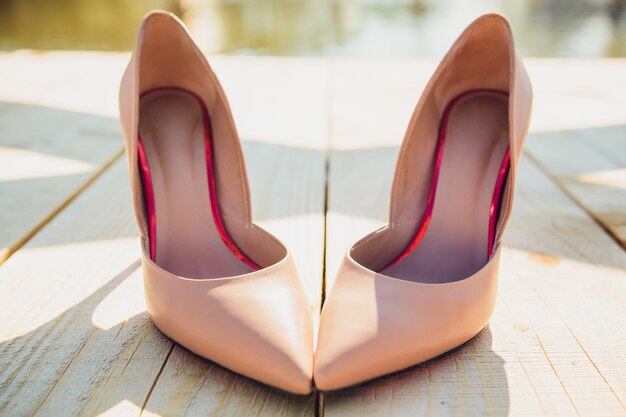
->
[0,51,625,417]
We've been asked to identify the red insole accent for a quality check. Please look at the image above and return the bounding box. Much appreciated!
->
[488,149,510,256]
[137,138,157,260]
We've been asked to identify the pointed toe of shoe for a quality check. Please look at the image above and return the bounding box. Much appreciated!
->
[314,343,367,391]
[141,249,314,394]
[314,250,501,391]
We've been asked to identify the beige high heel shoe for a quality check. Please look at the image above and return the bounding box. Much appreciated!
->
[314,14,532,390]
[119,11,313,394]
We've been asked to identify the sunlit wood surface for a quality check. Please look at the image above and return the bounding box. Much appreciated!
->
[0,51,624,417]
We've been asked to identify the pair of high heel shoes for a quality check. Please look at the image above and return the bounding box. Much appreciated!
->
[119,11,532,394]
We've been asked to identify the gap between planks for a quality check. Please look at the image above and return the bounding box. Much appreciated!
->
[525,151,626,254]
[0,148,125,266]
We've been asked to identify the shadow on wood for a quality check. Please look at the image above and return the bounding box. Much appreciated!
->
[323,328,509,416]
[0,258,315,416]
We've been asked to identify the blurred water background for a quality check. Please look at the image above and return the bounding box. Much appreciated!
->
[0,0,624,56]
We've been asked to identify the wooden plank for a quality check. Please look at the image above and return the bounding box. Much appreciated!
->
[523,59,626,250]
[323,59,626,416]
[498,159,626,416]
[324,59,434,286]
[0,160,162,417]
[525,126,626,248]
[0,56,327,416]
[0,51,128,263]
[0,51,128,118]
[509,62,626,412]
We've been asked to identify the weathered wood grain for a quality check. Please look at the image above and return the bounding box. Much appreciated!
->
[0,160,157,417]
[523,59,626,249]
[0,51,128,263]
[525,125,626,249]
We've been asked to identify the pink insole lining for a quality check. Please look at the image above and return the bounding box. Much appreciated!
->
[137,87,259,272]
[381,89,510,274]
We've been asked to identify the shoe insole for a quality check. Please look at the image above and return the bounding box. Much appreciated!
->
[382,91,509,283]
[138,88,256,278]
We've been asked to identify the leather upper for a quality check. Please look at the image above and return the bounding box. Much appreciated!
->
[315,248,501,390]
[314,14,532,391]
[142,244,313,394]
[119,11,313,394]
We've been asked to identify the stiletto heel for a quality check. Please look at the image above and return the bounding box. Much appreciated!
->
[119,11,313,394]
[314,14,532,391]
